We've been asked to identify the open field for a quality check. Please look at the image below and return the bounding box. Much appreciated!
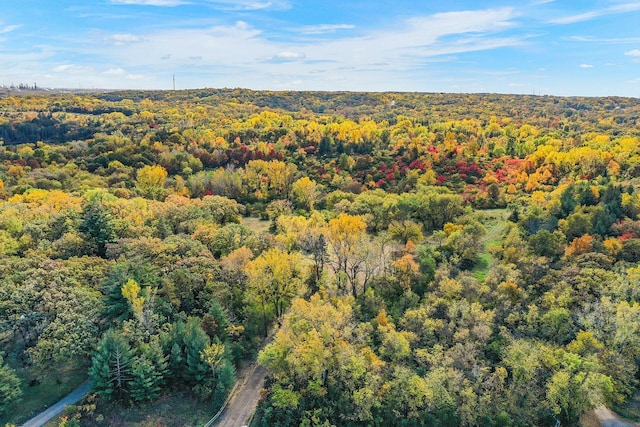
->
[471,209,509,282]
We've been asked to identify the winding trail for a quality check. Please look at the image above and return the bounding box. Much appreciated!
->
[21,379,92,427]
[212,364,267,427]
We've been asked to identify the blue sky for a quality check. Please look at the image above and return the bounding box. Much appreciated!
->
[2,0,640,95]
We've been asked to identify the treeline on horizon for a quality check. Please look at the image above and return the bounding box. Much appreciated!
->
[0,90,639,426]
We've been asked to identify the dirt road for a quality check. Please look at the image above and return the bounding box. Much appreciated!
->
[595,406,639,427]
[214,365,267,427]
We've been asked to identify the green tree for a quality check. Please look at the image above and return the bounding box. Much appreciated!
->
[208,223,253,258]
[389,220,424,245]
[200,341,236,404]
[560,212,592,241]
[546,352,613,424]
[559,186,576,218]
[79,200,115,257]
[129,337,167,403]
[164,318,211,386]
[89,330,134,401]
[129,354,163,403]
[0,354,22,416]
[528,230,565,259]
[348,190,399,232]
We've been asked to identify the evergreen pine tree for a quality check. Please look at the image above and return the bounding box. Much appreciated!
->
[162,319,210,386]
[130,355,163,403]
[144,337,168,388]
[89,330,133,401]
[601,184,623,219]
[168,342,184,381]
[560,186,576,218]
[183,318,210,384]
[79,200,115,258]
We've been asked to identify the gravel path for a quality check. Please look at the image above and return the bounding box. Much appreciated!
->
[21,379,92,427]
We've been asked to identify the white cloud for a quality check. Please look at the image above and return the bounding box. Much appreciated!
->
[110,0,188,6]
[0,25,20,34]
[295,24,355,35]
[204,0,290,10]
[580,63,593,68]
[110,0,290,9]
[106,33,144,45]
[103,67,151,81]
[125,73,148,80]
[412,8,517,34]
[549,2,640,25]
[569,36,640,44]
[15,7,524,91]
[104,67,127,75]
[52,64,94,74]
[550,11,600,24]
[273,51,306,60]
[625,49,640,56]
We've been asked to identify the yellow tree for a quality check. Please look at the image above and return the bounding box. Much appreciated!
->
[266,160,297,199]
[246,248,305,336]
[392,254,420,291]
[200,343,226,384]
[244,160,297,200]
[121,278,156,333]
[136,165,168,200]
[277,213,328,293]
[327,214,367,295]
[292,176,320,210]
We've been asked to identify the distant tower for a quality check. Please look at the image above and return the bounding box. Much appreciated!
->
[173,75,176,91]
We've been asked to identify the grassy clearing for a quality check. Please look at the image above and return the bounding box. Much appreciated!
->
[471,209,509,282]
[54,391,214,427]
[0,359,88,426]
[242,216,271,235]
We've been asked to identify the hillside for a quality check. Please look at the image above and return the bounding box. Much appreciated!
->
[1,90,640,426]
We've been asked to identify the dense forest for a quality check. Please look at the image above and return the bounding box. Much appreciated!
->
[1,89,640,426]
